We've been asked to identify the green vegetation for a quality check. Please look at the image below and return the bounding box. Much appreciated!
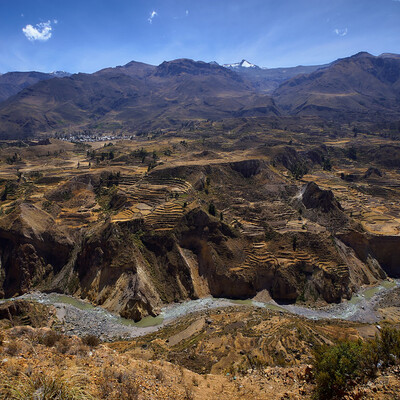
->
[130,148,148,161]
[347,146,357,161]
[322,156,332,171]
[27,170,43,180]
[204,176,211,194]
[292,235,297,251]
[99,172,120,188]
[313,326,400,399]
[208,202,216,216]
[0,181,17,201]
[289,162,308,180]
[5,153,21,165]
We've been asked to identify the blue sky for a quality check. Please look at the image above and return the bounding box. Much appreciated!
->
[0,0,400,73]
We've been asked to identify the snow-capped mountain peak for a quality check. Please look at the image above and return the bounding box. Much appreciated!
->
[240,60,255,68]
[51,71,71,77]
[223,59,259,69]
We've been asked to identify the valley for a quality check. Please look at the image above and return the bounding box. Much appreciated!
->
[1,52,400,399]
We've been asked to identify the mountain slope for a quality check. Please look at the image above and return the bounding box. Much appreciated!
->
[274,52,400,118]
[223,60,328,93]
[0,71,72,103]
[0,59,279,139]
[0,71,54,103]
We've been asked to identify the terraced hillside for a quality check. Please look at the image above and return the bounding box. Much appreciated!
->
[0,118,399,320]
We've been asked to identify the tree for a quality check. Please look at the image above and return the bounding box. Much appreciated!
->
[322,157,332,171]
[208,202,216,216]
[289,162,308,180]
[347,147,357,160]
[292,235,297,251]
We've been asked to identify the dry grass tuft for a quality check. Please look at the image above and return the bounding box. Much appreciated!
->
[98,366,139,400]
[0,369,94,400]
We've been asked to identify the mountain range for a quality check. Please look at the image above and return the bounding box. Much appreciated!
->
[0,52,399,139]
[223,59,328,92]
[0,71,71,103]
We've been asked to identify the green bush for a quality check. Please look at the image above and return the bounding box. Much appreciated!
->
[208,202,216,216]
[313,326,400,399]
[289,162,308,180]
[376,325,400,367]
[313,341,364,399]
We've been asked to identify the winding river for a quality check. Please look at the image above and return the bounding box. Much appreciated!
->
[1,279,398,340]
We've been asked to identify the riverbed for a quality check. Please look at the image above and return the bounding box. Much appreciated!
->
[1,279,398,340]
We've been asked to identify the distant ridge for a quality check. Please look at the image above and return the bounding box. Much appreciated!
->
[0,58,279,139]
[0,70,71,102]
[274,52,400,117]
[0,52,399,139]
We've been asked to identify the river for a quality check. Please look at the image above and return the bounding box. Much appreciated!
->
[1,279,398,340]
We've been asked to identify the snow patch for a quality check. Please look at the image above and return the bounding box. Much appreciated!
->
[223,59,259,69]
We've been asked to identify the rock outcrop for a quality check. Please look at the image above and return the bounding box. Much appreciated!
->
[0,203,73,297]
[302,181,342,213]
[338,231,400,278]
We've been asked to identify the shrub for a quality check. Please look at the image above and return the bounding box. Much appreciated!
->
[99,367,139,400]
[376,325,400,367]
[5,342,19,356]
[82,335,100,348]
[289,162,308,180]
[313,326,400,399]
[347,146,357,160]
[208,202,216,216]
[39,331,62,347]
[322,157,332,171]
[313,341,364,399]
[56,336,71,354]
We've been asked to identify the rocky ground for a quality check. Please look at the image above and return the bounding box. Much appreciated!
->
[2,300,400,399]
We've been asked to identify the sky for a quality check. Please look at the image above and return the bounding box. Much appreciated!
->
[0,0,400,73]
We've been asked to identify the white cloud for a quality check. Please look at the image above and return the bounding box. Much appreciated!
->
[185,10,189,16]
[334,28,348,37]
[148,10,157,24]
[22,20,53,41]
[53,19,58,24]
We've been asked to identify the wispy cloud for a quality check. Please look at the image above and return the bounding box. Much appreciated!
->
[148,10,157,24]
[185,10,189,16]
[22,20,53,41]
[334,28,348,37]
